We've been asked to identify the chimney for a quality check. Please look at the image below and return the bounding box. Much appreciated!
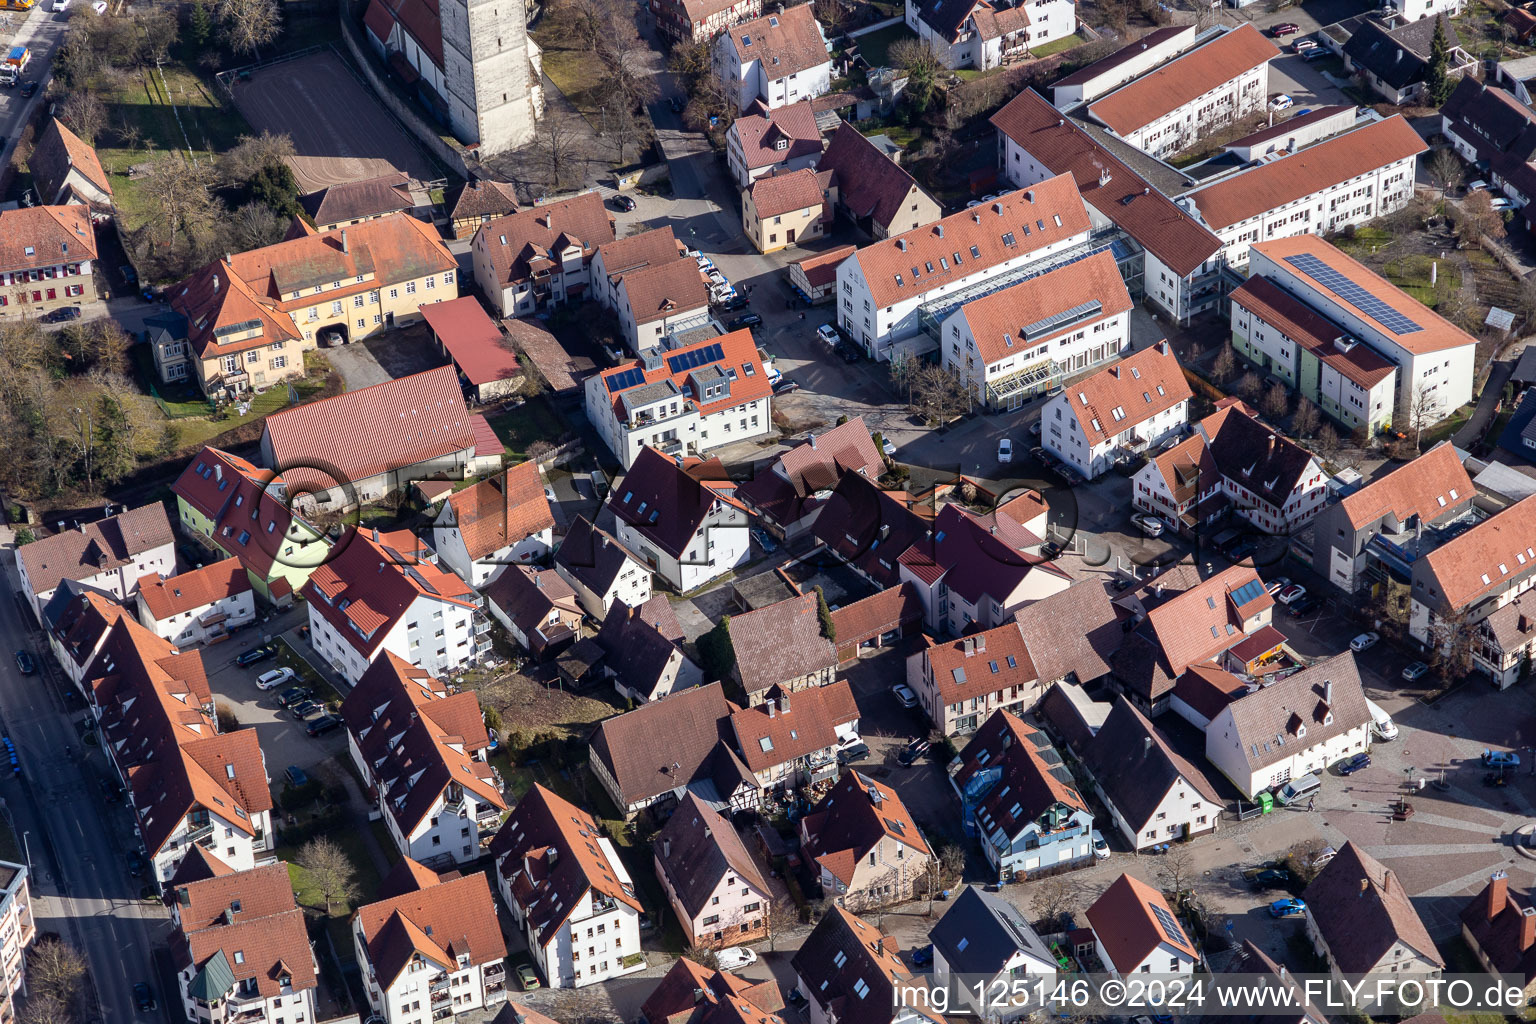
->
[1110,365,1120,378]
[781,691,791,713]
[692,989,705,1005]
[77,522,86,534]
[212,274,220,293]
[546,847,558,867]
[1383,869,1396,894]
[809,433,817,449]
[972,212,981,224]
[1521,906,1536,950]
[1359,878,1369,897]
[876,938,883,956]
[1098,168,1112,187]
[767,699,777,718]
[963,637,976,656]
[1324,680,1333,705]
[341,229,349,253]
[1143,736,1152,757]
[1488,870,1509,923]
[936,224,944,238]
[371,528,380,542]
[1524,614,1532,635]
[896,238,907,251]
[976,634,986,653]
[663,838,671,859]
[1024,190,1034,203]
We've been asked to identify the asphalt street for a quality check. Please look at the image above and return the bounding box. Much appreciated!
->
[0,2,69,180]
[2,553,172,1024]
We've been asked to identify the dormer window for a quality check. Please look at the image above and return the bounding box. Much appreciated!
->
[775,139,787,151]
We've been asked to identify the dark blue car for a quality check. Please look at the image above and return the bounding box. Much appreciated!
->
[1337,753,1371,776]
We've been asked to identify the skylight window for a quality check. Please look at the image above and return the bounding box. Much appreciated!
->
[1130,367,1141,379]
[759,737,773,752]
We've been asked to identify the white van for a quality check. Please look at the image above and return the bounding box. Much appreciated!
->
[1275,772,1322,805]
[1365,698,1397,740]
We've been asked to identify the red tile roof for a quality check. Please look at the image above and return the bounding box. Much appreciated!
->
[790,245,856,289]
[619,258,711,326]
[1054,25,1193,89]
[0,205,97,275]
[1229,276,1396,389]
[728,679,858,772]
[1061,340,1192,447]
[731,101,823,172]
[475,192,614,288]
[1144,563,1272,676]
[448,178,520,222]
[1085,873,1197,972]
[653,793,773,920]
[923,622,1037,708]
[180,865,316,1000]
[419,296,520,388]
[361,0,442,64]
[643,956,786,1024]
[19,502,173,598]
[1337,441,1472,530]
[989,89,1222,277]
[596,228,686,285]
[953,709,1087,839]
[748,168,827,220]
[958,249,1132,365]
[28,118,112,204]
[829,583,922,646]
[298,172,414,228]
[171,446,325,580]
[1189,117,1426,230]
[588,682,749,808]
[1087,25,1280,136]
[801,770,930,885]
[441,461,554,561]
[137,558,252,621]
[598,330,768,426]
[724,4,828,79]
[356,867,506,986]
[1420,492,1536,612]
[261,365,479,498]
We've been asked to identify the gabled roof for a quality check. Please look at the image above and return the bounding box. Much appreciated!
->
[171,446,327,580]
[20,502,174,598]
[848,168,1088,309]
[447,178,520,222]
[1442,77,1536,161]
[589,682,748,808]
[1229,276,1395,390]
[654,793,771,918]
[801,771,930,884]
[1054,25,1193,89]
[724,4,828,79]
[1461,873,1536,987]
[138,558,252,621]
[610,448,747,559]
[555,515,642,597]
[483,565,581,641]
[1303,842,1442,973]
[809,474,928,588]
[829,583,923,645]
[169,257,303,362]
[441,460,554,561]
[262,365,479,497]
[922,622,1037,708]
[1014,580,1122,684]
[929,886,1056,976]
[738,417,883,528]
[419,296,521,389]
[299,172,413,228]
[952,709,1085,838]
[729,680,859,772]
[1085,873,1197,973]
[1142,563,1273,677]
[728,594,837,696]
[618,257,711,325]
[790,245,856,289]
[1419,492,1536,611]
[28,118,112,204]
[1088,25,1280,136]
[0,205,97,274]
[898,501,1067,604]
[1173,663,1248,723]
[990,89,1221,277]
[475,192,614,288]
[489,784,642,945]
[339,653,501,837]
[1198,403,1321,514]
[747,167,827,219]
[361,0,442,64]
[1336,442,1472,530]
[594,596,691,698]
[1343,17,1457,91]
[957,249,1132,366]
[1060,340,1191,448]
[1082,697,1221,833]
[1187,117,1426,230]
[730,101,823,171]
[179,863,316,1002]
[302,527,475,658]
[596,228,686,284]
[1223,653,1370,772]
[643,957,786,1024]
[356,866,506,987]
[596,329,770,426]
[820,123,930,238]
[791,909,940,1024]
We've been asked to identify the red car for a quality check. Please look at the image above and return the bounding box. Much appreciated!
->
[1270,21,1299,35]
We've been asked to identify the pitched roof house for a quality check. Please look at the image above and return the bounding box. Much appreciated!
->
[554,516,654,619]
[929,886,1058,1010]
[1303,842,1443,997]
[17,502,176,618]
[432,461,555,588]
[828,583,924,665]
[299,172,415,230]
[447,178,521,239]
[593,596,701,703]
[818,123,942,239]
[715,4,832,113]
[810,474,929,589]
[419,296,524,403]
[642,957,786,1024]
[483,566,583,657]
[0,205,99,322]
[1462,871,1536,996]
[136,558,257,647]
[727,593,838,704]
[28,118,113,208]
[728,680,860,790]
[738,416,885,538]
[1042,340,1193,480]
[800,770,932,911]
[726,100,824,188]
[792,909,944,1024]
[653,793,773,949]
[609,449,752,592]
[907,622,1040,736]
[472,191,615,318]
[1086,873,1199,976]
[1013,580,1122,687]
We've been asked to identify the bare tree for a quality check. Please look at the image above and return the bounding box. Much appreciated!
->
[1403,381,1440,451]
[1316,422,1342,461]
[813,0,850,36]
[1158,844,1197,909]
[1457,188,1507,242]
[683,944,721,968]
[219,130,296,186]
[134,6,179,64]
[1211,344,1236,385]
[1429,608,1476,681]
[536,110,586,192]
[911,364,972,424]
[1292,399,1321,438]
[138,153,220,247]
[58,91,107,146]
[1030,875,1077,931]
[1234,370,1263,403]
[228,201,287,251]
[214,0,279,56]
[28,938,86,1008]
[1429,148,1464,195]
[298,836,360,915]
[1260,380,1290,421]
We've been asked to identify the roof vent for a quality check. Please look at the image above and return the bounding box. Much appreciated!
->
[1024,190,1034,203]
[936,224,944,238]
[896,238,907,251]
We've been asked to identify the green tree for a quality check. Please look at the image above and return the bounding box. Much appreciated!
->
[187,0,213,47]
[1424,18,1453,106]
[14,527,34,546]
[815,586,836,643]
[697,615,736,681]
[94,392,137,483]
[250,161,300,219]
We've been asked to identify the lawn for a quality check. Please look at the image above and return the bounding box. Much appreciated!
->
[1329,225,1393,257]
[171,375,331,449]
[852,22,917,67]
[484,396,568,459]
[281,826,385,961]
[538,47,606,127]
[1029,31,1089,58]
[275,636,345,705]
[1384,254,1460,309]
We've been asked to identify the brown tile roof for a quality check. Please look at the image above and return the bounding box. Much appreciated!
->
[362,0,442,64]
[802,770,930,883]
[728,594,837,696]
[1082,697,1221,832]
[1337,441,1472,531]
[1144,564,1272,676]
[169,258,302,362]
[1251,234,1477,356]
[748,167,827,220]
[819,123,929,237]
[339,652,502,835]
[729,679,858,772]
[1189,117,1425,230]
[829,583,922,646]
[20,502,174,598]
[1087,25,1280,136]
[1225,653,1369,772]
[483,564,582,644]
[738,416,883,527]
[554,515,642,599]
[588,682,745,807]
[1199,403,1322,513]
[356,867,506,986]
[475,192,615,288]
[953,709,1086,835]
[619,258,711,325]
[28,118,112,204]
[594,596,693,699]
[181,889,316,1000]
[171,447,325,580]
[725,4,828,79]
[731,101,823,172]
[177,862,296,931]
[897,502,1068,605]
[449,179,521,222]
[791,909,941,1024]
[302,527,475,658]
[1173,663,1248,722]
[0,205,97,275]
[643,957,786,1024]
[598,329,770,425]
[849,168,1088,310]
[1461,873,1536,987]
[990,89,1222,277]
[1229,276,1396,390]
[809,474,929,588]
[377,854,444,900]
[1420,492,1536,611]
[1061,340,1191,447]
[610,448,750,559]
[442,461,554,561]
[1014,580,1122,684]
[923,622,1037,708]
[790,245,856,289]
[959,250,1132,365]
[299,172,414,228]
[1085,873,1197,972]
[1147,430,1218,509]
[654,793,771,918]
[262,365,478,497]
[597,228,686,284]
[490,784,642,945]
[418,296,520,388]
[137,558,252,621]
[501,317,592,394]
[1302,842,1442,973]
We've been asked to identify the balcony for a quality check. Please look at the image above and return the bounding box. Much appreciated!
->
[485,963,506,980]
[184,823,214,846]
[591,893,619,914]
[473,617,492,636]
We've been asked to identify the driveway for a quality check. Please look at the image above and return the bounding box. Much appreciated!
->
[319,321,450,391]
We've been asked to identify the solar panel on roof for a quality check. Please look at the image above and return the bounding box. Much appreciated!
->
[1282,253,1423,336]
[666,342,725,374]
[1151,904,1188,946]
[605,367,646,392]
[1229,579,1266,606]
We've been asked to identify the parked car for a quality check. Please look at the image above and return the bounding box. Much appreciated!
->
[1349,630,1380,653]
[1492,197,1514,211]
[717,293,749,311]
[898,738,930,766]
[126,850,147,877]
[998,438,1014,463]
[772,378,800,394]
[277,686,313,708]
[1264,577,1291,597]
[1277,584,1307,606]
[837,742,871,765]
[91,0,107,12]
[1268,898,1306,918]
[18,81,36,97]
[727,313,763,330]
[909,945,933,966]
[1130,512,1165,538]
[289,700,321,720]
[40,307,81,323]
[816,324,840,347]
[13,651,34,675]
[838,343,860,363]
[1269,94,1294,110]
[1335,753,1371,776]
[285,765,309,787]
[750,528,778,553]
[716,946,758,970]
[892,682,919,708]
[306,714,342,736]
[515,964,541,991]
[1250,867,1291,890]
[881,437,897,457]
[610,194,636,212]
[133,982,156,1012]
[1402,661,1430,681]
[51,0,71,10]
[1270,21,1299,34]
[256,667,296,690]
[1092,830,1110,860]
[235,644,275,667]
[1469,180,1489,192]
[1484,749,1521,768]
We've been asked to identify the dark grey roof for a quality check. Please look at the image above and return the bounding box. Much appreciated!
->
[929,886,1057,976]
[1081,697,1223,832]
[1344,22,1428,91]
[554,516,637,598]
[1015,580,1122,684]
[1515,346,1536,385]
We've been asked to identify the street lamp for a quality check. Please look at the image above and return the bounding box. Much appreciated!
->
[22,831,32,876]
